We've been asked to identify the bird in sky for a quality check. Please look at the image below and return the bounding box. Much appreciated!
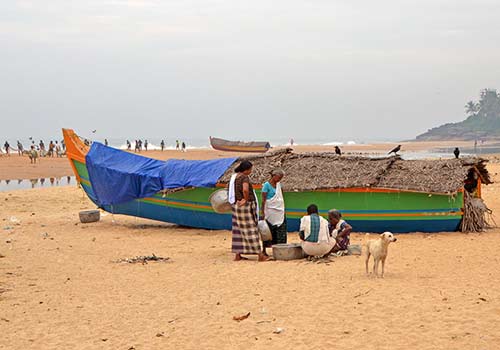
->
[388,145,401,155]
[335,146,342,156]
[454,147,460,159]
[92,130,97,133]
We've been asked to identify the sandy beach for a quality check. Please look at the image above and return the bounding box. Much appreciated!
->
[1,145,500,349]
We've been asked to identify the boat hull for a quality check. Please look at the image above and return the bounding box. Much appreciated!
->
[209,137,271,153]
[71,156,463,233]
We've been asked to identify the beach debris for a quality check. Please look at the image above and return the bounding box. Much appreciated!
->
[354,289,373,298]
[9,217,21,225]
[156,332,165,337]
[3,226,13,230]
[101,338,108,342]
[113,254,170,264]
[41,232,49,239]
[0,254,5,258]
[233,312,251,322]
[273,327,284,334]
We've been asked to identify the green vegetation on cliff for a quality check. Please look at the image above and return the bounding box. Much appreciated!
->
[416,89,500,140]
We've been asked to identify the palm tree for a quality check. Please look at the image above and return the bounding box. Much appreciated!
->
[465,101,479,116]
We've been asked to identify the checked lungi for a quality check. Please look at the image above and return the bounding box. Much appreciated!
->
[231,201,261,254]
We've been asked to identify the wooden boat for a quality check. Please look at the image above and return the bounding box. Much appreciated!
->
[63,128,491,233]
[209,136,271,153]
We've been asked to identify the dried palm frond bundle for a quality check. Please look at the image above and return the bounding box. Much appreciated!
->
[460,191,495,232]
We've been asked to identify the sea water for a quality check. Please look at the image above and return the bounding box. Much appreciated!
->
[0,176,76,192]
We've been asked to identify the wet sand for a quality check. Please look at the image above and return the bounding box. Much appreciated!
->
[1,146,500,349]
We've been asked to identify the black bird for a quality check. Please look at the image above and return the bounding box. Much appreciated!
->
[388,144,401,155]
[454,147,460,159]
[335,146,342,156]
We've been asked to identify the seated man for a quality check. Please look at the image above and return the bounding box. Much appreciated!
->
[299,204,335,257]
[328,209,353,253]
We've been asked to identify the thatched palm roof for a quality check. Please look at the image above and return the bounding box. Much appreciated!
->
[218,149,492,194]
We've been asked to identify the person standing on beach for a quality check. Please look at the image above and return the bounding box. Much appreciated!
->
[17,141,23,156]
[176,140,180,150]
[104,139,108,146]
[29,145,38,163]
[61,139,65,152]
[181,141,186,152]
[4,141,10,156]
[260,169,287,256]
[144,140,148,151]
[230,160,269,262]
[126,140,131,151]
[160,140,165,151]
[55,141,61,157]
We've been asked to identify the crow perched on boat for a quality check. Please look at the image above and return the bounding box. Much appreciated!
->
[335,146,342,156]
[388,145,401,155]
[454,147,460,159]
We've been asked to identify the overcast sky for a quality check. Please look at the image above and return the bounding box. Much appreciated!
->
[1,0,500,142]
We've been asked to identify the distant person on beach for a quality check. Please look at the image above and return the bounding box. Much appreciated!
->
[181,141,186,152]
[17,141,23,156]
[55,141,61,157]
[29,145,38,163]
[61,139,65,151]
[39,140,45,156]
[299,204,335,258]
[126,140,131,151]
[290,138,294,146]
[4,141,10,156]
[48,141,55,157]
[230,160,269,262]
[144,140,148,151]
[328,209,352,254]
[176,140,180,150]
[260,169,287,256]
[104,139,108,146]
[160,140,165,151]
[454,147,460,159]
[134,140,139,152]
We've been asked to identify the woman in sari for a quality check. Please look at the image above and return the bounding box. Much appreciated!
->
[260,169,287,256]
[230,160,269,262]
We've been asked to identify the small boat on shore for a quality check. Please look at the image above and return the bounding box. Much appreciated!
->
[63,128,492,233]
[209,136,271,153]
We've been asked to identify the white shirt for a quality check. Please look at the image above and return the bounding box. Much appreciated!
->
[300,214,331,243]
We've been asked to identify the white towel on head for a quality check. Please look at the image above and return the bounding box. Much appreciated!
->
[228,173,237,204]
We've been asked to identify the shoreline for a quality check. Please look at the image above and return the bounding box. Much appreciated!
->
[1,140,499,181]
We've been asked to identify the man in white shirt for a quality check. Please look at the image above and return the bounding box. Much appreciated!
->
[299,204,336,257]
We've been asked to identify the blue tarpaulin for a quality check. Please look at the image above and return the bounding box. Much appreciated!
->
[85,142,237,205]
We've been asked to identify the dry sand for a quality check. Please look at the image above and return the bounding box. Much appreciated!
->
[1,146,500,349]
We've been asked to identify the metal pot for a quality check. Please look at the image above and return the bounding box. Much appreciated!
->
[258,220,272,241]
[208,189,232,213]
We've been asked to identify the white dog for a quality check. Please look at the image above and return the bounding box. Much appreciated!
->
[365,232,397,278]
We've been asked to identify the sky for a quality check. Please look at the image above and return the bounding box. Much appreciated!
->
[1,0,500,143]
